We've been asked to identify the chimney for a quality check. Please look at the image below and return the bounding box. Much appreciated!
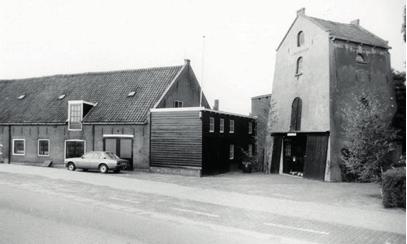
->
[350,19,360,26]
[213,99,219,111]
[297,8,305,16]
[184,59,190,65]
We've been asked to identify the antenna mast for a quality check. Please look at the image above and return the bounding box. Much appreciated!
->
[200,35,206,107]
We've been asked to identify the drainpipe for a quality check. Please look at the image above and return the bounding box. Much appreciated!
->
[8,125,11,164]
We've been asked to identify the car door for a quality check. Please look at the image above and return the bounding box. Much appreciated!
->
[80,152,94,169]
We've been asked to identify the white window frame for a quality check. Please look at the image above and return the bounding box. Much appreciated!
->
[229,120,235,134]
[209,117,215,133]
[220,118,224,133]
[12,139,25,156]
[68,101,83,131]
[64,139,86,159]
[248,122,253,134]
[37,139,50,157]
[174,100,184,108]
[229,144,234,160]
[248,144,253,157]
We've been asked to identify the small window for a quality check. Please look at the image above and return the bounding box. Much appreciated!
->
[229,120,235,134]
[248,144,253,157]
[12,139,25,155]
[17,94,25,100]
[248,122,253,134]
[297,31,304,47]
[127,91,136,97]
[356,53,366,63]
[229,144,235,160]
[69,102,82,131]
[296,57,303,75]
[174,100,183,108]
[220,118,224,133]
[38,139,49,156]
[209,117,215,133]
[58,94,66,100]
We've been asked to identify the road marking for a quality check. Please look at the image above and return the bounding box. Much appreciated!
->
[110,196,140,204]
[264,222,329,235]
[171,207,220,218]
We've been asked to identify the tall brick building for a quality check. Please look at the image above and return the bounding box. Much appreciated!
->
[268,8,396,181]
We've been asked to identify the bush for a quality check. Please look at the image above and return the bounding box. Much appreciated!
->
[382,167,406,208]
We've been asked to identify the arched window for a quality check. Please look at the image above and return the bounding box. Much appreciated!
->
[297,31,304,47]
[290,97,302,131]
[296,57,303,75]
[356,53,366,63]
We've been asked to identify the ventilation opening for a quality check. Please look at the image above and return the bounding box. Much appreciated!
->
[127,91,136,97]
[58,94,66,100]
[17,94,25,100]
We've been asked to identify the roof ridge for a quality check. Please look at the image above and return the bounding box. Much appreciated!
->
[0,64,184,82]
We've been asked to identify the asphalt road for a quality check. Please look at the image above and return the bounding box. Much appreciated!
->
[0,166,405,244]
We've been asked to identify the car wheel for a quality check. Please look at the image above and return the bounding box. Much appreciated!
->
[99,164,108,174]
[67,162,76,171]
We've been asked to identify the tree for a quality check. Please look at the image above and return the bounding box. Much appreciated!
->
[341,91,399,182]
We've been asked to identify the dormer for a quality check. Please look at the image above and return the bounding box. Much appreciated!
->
[68,100,96,131]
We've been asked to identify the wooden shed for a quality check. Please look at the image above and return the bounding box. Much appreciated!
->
[150,107,256,176]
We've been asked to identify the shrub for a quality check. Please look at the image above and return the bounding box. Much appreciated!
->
[382,167,406,208]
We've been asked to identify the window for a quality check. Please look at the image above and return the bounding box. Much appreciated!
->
[248,144,253,157]
[297,31,304,47]
[220,118,224,133]
[229,120,235,133]
[248,122,253,134]
[68,102,82,131]
[290,97,302,131]
[209,117,215,132]
[356,53,366,63]
[229,144,235,160]
[65,140,85,158]
[38,139,49,156]
[12,139,25,155]
[174,100,183,108]
[296,57,303,75]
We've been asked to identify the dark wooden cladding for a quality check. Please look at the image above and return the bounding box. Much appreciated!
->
[150,110,202,168]
[303,134,329,180]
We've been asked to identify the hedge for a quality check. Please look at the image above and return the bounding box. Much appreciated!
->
[382,167,406,208]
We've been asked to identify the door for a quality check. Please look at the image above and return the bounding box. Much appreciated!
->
[103,138,133,170]
[303,134,329,180]
[282,135,307,176]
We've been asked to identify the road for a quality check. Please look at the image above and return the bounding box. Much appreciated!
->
[0,165,405,244]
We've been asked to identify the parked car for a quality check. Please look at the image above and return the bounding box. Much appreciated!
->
[65,151,128,173]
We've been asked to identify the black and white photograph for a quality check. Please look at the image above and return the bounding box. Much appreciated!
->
[0,0,405,243]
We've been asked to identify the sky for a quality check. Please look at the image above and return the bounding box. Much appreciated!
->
[0,0,405,115]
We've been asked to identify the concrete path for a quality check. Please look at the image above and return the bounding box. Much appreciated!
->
[0,164,404,235]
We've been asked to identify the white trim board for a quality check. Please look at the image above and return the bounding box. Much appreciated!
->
[103,134,134,138]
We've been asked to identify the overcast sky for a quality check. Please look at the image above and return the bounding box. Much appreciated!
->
[0,0,405,115]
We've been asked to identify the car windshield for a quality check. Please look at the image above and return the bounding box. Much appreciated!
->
[105,152,120,160]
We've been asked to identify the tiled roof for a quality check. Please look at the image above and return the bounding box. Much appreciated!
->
[306,16,389,48]
[0,65,184,124]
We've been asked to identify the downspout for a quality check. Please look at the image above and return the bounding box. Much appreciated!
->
[92,124,95,151]
[8,125,11,164]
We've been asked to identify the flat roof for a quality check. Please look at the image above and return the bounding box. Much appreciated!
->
[251,94,272,100]
[150,107,256,119]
